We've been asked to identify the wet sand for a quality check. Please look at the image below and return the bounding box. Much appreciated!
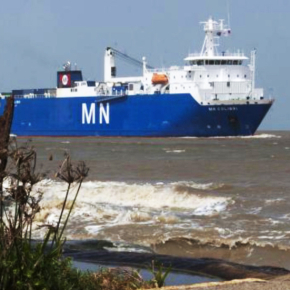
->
[145,275,290,290]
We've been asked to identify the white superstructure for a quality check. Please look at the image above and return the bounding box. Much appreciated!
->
[57,17,269,106]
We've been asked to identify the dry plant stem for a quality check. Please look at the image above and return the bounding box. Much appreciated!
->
[59,179,83,240]
[52,182,71,248]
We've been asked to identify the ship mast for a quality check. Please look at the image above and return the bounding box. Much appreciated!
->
[200,17,231,57]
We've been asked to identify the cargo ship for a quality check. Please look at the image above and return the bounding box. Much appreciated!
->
[0,17,273,137]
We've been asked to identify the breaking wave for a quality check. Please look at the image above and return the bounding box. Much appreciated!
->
[29,179,230,238]
[152,237,290,269]
[34,179,229,212]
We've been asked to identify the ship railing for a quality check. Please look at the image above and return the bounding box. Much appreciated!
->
[251,88,264,99]
[111,90,127,96]
[13,93,57,99]
[147,66,183,73]
[201,89,265,102]
[202,93,250,102]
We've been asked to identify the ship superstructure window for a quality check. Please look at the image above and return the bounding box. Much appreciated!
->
[227,82,230,87]
[191,59,243,66]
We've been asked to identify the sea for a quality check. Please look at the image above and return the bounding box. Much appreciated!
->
[11,131,290,270]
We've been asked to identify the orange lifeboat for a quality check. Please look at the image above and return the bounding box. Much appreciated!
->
[151,73,168,85]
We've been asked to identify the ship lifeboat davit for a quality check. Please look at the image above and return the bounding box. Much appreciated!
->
[151,73,168,85]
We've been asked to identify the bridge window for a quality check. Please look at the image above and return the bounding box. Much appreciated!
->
[189,61,197,65]
[227,82,231,87]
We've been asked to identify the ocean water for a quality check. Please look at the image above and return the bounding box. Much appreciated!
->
[10,131,290,269]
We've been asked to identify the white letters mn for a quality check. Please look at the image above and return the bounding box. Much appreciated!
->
[82,103,110,125]
[99,103,110,124]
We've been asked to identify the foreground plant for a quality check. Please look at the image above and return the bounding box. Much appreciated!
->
[0,140,166,290]
[147,260,172,288]
[0,140,90,289]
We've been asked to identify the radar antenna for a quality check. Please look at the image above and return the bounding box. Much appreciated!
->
[63,61,71,71]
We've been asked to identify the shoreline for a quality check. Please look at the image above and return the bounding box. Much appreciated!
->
[66,246,290,281]
[68,248,290,289]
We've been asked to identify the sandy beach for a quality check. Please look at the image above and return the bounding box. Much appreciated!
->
[145,275,290,290]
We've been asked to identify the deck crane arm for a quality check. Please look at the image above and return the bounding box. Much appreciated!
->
[106,47,154,69]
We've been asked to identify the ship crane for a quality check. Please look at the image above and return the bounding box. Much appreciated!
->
[107,47,154,69]
[104,47,154,82]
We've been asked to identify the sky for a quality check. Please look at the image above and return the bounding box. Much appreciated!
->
[0,0,289,130]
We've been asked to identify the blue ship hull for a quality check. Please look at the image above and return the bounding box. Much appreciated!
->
[0,94,272,137]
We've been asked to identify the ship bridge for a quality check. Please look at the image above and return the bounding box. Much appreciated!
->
[184,52,248,66]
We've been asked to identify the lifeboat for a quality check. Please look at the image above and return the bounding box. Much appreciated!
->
[151,73,168,85]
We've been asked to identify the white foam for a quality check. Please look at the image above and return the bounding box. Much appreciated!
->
[85,225,104,234]
[31,179,229,233]
[180,133,281,139]
[165,150,186,153]
[242,133,281,139]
